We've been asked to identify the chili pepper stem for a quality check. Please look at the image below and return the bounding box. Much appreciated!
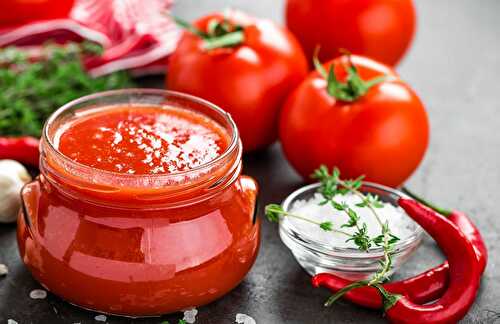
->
[373,284,402,311]
[401,187,452,217]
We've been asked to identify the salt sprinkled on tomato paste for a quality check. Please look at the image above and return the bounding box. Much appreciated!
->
[57,105,230,175]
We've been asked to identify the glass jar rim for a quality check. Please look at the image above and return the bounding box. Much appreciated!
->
[42,88,240,184]
[280,182,424,258]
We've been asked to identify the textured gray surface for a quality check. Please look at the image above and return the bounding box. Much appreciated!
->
[1,0,500,323]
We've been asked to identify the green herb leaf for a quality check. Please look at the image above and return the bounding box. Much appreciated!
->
[319,199,330,206]
[331,200,346,211]
[388,233,400,245]
[264,204,284,222]
[341,208,360,229]
[320,221,333,231]
[0,42,133,137]
[346,223,372,251]
[355,201,367,208]
[372,234,385,246]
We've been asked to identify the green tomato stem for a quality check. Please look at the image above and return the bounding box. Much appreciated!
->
[312,48,386,102]
[202,31,245,50]
[172,14,245,51]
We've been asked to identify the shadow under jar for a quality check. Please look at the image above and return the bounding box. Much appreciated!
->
[17,89,260,317]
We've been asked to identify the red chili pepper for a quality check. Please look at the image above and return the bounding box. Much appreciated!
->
[377,198,481,324]
[312,192,487,309]
[404,188,487,274]
[313,263,449,309]
[0,136,40,167]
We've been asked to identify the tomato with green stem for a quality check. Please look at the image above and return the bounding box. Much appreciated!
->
[279,53,429,188]
[285,0,416,66]
[167,11,308,152]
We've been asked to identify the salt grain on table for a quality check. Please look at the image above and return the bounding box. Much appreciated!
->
[235,313,256,324]
[183,308,198,323]
[95,314,107,322]
[29,289,47,299]
[0,263,8,276]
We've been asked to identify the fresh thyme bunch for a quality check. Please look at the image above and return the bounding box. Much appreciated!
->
[266,165,400,304]
[0,42,133,137]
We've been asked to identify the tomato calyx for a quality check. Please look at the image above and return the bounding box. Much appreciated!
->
[173,16,245,50]
[313,49,386,102]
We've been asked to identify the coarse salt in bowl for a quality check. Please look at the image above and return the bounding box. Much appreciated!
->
[279,182,423,280]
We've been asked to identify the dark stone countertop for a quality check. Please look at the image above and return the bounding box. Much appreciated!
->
[1,0,500,323]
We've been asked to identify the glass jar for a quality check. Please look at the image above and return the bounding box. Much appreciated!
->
[17,89,260,317]
[279,182,423,280]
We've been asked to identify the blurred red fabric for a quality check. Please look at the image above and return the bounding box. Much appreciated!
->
[0,0,180,76]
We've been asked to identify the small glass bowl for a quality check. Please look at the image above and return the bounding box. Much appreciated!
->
[279,182,423,280]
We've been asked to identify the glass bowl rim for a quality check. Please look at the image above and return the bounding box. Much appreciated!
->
[280,181,424,258]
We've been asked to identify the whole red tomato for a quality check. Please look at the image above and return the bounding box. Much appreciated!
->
[0,0,75,25]
[286,0,416,66]
[279,55,429,187]
[167,11,308,152]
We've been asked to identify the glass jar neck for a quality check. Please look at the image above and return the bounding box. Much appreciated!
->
[39,139,242,208]
[39,89,242,208]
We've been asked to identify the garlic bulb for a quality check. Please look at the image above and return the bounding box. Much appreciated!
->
[0,160,32,223]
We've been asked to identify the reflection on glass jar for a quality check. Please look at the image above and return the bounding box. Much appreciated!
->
[17,89,260,316]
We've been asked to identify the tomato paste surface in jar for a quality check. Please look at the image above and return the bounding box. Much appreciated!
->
[17,89,260,316]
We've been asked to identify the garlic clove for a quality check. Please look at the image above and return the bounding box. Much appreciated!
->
[0,159,32,223]
[0,263,8,276]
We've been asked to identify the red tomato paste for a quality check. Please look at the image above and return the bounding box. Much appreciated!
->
[17,91,260,316]
[57,105,230,175]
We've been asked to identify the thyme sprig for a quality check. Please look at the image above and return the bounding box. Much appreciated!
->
[0,42,133,137]
[265,165,401,305]
[266,204,351,236]
[314,165,400,287]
